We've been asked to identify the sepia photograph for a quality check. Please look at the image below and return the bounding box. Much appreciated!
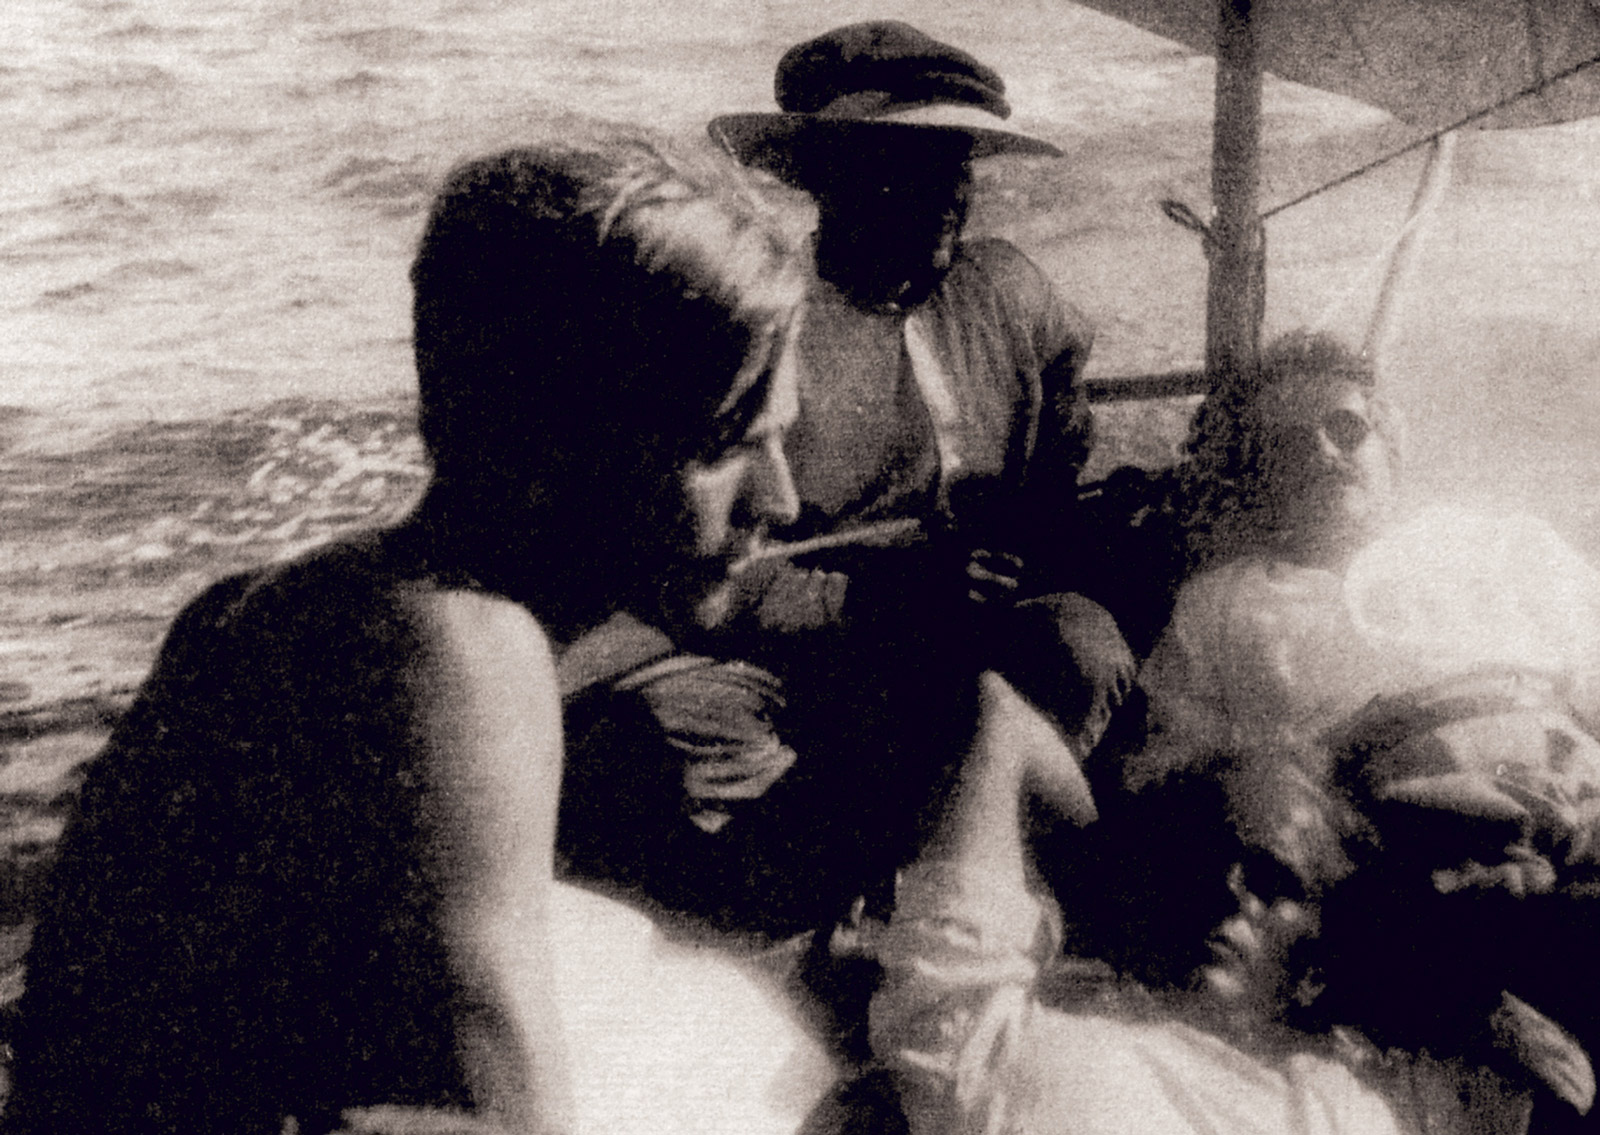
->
[3,1,1600,1132]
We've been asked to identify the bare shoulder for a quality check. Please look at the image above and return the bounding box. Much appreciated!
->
[392,584,553,659]
[153,532,556,705]
[389,582,560,712]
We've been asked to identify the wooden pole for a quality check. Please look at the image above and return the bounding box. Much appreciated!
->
[1205,0,1265,390]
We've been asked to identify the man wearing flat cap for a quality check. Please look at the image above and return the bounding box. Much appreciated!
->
[705,19,1114,608]
[559,24,1132,968]
[695,20,1128,874]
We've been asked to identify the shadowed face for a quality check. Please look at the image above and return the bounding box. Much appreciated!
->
[680,316,803,561]
[1257,376,1396,554]
[799,132,975,310]
[409,142,816,638]
[634,312,803,632]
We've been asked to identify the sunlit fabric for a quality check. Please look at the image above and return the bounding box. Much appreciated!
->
[1345,505,1600,678]
[545,882,838,1135]
[1136,507,1600,793]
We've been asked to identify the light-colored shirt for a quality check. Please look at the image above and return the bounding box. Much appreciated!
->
[867,857,1423,1135]
[1132,507,1600,792]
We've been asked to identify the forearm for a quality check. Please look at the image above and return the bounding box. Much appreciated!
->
[868,855,1044,1135]
[926,706,1028,875]
[869,673,1070,1135]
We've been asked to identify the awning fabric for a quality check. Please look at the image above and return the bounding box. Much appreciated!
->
[1071,1,1600,129]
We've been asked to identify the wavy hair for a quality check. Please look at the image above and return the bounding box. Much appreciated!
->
[1181,331,1401,568]
[410,131,810,501]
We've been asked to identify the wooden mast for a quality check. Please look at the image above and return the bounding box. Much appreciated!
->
[1205,0,1265,390]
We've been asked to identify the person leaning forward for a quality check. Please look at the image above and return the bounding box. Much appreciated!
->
[557,22,1135,938]
[1,134,819,1135]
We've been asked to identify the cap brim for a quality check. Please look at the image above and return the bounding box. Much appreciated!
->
[708,112,1063,174]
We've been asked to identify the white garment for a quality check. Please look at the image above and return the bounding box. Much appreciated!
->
[1132,507,1600,790]
[545,883,838,1135]
[867,860,1412,1135]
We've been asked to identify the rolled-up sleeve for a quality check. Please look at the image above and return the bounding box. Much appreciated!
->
[866,860,1051,1135]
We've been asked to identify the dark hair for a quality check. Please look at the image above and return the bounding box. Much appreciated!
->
[1182,330,1400,566]
[410,133,807,505]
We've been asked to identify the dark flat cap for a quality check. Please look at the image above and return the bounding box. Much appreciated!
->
[709,21,1061,169]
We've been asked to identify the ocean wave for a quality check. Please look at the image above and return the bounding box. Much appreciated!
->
[330,68,392,94]
[35,281,99,306]
[47,60,180,97]
[317,25,433,62]
[0,399,427,626]
[96,19,207,43]
[141,186,227,218]
[321,154,433,207]
[40,186,159,245]
[108,257,199,281]
[30,256,202,311]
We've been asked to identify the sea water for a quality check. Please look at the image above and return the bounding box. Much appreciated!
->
[3,0,1598,709]
[0,0,1250,703]
[0,0,784,701]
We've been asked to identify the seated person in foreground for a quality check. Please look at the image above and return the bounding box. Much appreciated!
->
[3,134,838,1135]
[1119,331,1600,1130]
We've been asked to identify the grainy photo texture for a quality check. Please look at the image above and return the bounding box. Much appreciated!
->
[3,3,1600,1134]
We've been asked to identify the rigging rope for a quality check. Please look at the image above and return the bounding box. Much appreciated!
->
[1160,49,1600,236]
[1262,50,1600,220]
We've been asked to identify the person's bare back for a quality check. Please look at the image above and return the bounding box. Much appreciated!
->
[3,133,811,1135]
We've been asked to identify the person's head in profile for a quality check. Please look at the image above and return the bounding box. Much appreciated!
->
[2,131,828,1135]
[709,20,1061,312]
[406,132,809,637]
[1185,331,1402,569]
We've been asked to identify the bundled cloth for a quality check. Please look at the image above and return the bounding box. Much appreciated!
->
[1303,668,1600,1115]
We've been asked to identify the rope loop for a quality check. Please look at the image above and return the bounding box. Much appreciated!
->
[1159,198,1215,250]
